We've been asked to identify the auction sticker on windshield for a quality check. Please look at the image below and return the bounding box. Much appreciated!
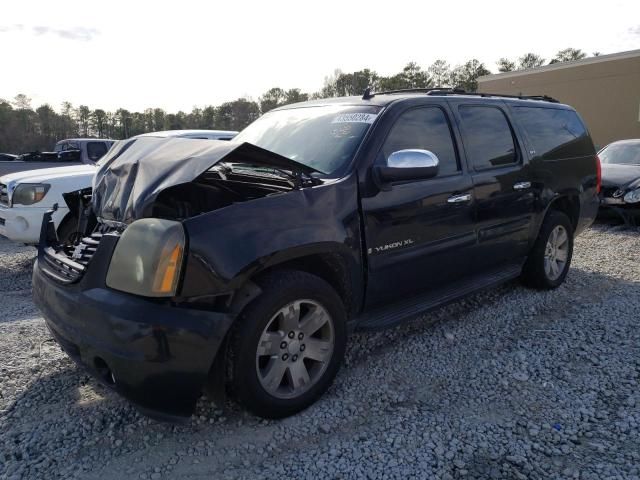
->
[332,113,378,124]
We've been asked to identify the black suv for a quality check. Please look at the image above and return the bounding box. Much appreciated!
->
[33,89,600,420]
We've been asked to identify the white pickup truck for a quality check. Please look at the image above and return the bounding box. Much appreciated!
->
[0,138,115,177]
[0,130,238,245]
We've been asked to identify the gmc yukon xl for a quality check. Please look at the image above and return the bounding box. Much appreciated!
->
[32,89,600,420]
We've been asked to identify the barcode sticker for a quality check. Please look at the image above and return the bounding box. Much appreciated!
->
[332,113,378,124]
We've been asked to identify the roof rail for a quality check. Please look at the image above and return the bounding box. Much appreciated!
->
[362,87,559,103]
[427,90,560,103]
[365,87,465,97]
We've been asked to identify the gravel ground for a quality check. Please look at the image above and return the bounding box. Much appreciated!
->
[1,223,639,480]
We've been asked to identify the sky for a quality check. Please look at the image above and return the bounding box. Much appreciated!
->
[1,0,639,113]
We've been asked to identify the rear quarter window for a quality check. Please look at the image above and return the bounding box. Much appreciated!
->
[512,107,593,160]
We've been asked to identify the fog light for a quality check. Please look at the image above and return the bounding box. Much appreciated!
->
[14,216,28,232]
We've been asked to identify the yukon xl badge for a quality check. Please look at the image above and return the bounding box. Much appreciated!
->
[368,239,415,255]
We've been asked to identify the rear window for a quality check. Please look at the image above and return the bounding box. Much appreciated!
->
[87,142,109,161]
[512,107,593,160]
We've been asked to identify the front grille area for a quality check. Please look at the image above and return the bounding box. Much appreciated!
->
[41,227,118,284]
[0,183,8,206]
[42,247,87,283]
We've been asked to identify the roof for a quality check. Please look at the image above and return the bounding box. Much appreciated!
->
[145,129,239,137]
[276,91,565,110]
[478,48,640,82]
[55,138,115,143]
[606,139,640,146]
[273,95,391,110]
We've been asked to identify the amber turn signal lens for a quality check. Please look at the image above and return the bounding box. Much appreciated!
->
[153,244,184,294]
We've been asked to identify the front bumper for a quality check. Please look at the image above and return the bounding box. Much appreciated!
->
[33,257,234,420]
[598,198,640,224]
[0,205,67,244]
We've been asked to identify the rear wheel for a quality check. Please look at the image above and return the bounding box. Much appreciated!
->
[229,270,346,418]
[521,210,574,289]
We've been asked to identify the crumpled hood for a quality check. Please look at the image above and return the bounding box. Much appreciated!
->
[601,163,640,189]
[92,136,318,223]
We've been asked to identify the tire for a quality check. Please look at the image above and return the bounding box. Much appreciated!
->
[56,215,82,245]
[229,270,347,418]
[521,210,574,290]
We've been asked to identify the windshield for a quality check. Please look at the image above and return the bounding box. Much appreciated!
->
[232,105,382,175]
[599,142,640,165]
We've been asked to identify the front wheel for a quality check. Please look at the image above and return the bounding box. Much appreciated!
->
[521,210,574,289]
[229,270,347,418]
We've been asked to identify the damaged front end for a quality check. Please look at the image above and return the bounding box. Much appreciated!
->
[41,137,322,286]
[599,181,640,226]
[92,137,321,225]
[33,134,362,420]
[32,137,337,419]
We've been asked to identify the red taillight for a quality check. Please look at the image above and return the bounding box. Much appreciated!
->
[595,155,602,194]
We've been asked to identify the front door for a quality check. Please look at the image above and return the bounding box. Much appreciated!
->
[361,104,477,308]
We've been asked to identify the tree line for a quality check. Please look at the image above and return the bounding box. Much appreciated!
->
[0,48,595,153]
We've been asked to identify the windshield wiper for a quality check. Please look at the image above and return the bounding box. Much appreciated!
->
[220,163,320,188]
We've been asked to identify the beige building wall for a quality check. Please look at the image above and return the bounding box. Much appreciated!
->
[477,50,640,149]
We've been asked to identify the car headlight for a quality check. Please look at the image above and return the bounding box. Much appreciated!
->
[623,188,640,204]
[11,183,51,205]
[106,219,185,297]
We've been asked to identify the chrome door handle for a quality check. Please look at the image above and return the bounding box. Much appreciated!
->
[447,193,472,204]
[513,181,532,190]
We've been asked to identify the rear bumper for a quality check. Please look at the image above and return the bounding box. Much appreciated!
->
[0,205,67,244]
[32,261,234,420]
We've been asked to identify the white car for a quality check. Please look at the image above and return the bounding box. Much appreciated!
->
[0,130,237,245]
[0,164,96,244]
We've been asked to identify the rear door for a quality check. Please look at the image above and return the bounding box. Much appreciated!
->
[361,103,477,307]
[450,100,535,270]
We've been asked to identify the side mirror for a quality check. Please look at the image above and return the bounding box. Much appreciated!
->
[373,149,439,189]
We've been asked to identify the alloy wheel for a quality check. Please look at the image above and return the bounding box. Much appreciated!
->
[255,299,335,399]
[544,225,569,281]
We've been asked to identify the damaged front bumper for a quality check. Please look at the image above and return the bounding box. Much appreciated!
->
[32,213,234,421]
[599,197,640,225]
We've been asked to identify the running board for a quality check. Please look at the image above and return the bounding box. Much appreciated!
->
[356,263,523,331]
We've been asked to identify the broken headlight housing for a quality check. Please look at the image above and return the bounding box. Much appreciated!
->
[623,188,640,204]
[106,219,185,297]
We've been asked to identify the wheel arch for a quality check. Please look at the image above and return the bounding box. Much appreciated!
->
[248,250,360,320]
[545,193,580,232]
[205,253,355,410]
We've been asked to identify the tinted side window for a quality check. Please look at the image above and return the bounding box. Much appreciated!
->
[512,107,592,160]
[87,142,108,161]
[381,107,459,176]
[458,106,517,169]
